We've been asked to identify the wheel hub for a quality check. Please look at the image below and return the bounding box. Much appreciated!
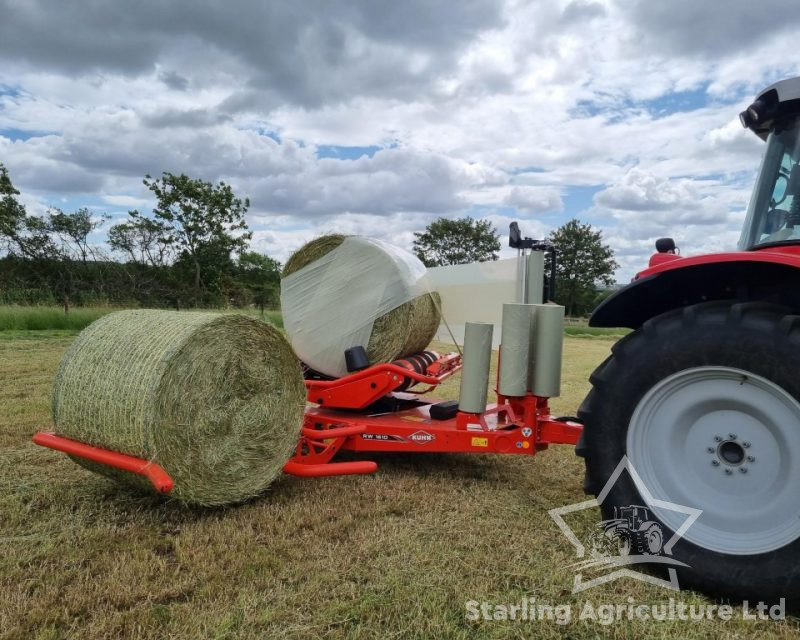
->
[709,434,754,473]
[627,366,800,555]
[718,439,745,465]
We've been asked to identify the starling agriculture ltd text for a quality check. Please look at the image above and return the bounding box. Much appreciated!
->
[465,597,786,626]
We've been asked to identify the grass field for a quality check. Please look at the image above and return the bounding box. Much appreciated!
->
[0,305,609,337]
[1,331,798,639]
[0,306,283,332]
[0,306,112,331]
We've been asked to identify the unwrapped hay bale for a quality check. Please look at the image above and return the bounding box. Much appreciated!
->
[52,310,305,506]
[281,234,441,376]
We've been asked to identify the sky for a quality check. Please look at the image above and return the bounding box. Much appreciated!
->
[1,0,799,281]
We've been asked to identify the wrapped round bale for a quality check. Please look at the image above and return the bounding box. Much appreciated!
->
[281,235,441,377]
[52,310,306,506]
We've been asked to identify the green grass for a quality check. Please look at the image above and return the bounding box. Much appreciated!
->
[2,333,799,638]
[0,305,113,331]
[564,324,630,338]
[0,305,283,332]
[564,318,630,338]
[1,305,609,337]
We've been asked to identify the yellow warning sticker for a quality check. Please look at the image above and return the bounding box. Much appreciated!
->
[471,437,489,448]
[401,415,426,422]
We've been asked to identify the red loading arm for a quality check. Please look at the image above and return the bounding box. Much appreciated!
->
[32,432,174,494]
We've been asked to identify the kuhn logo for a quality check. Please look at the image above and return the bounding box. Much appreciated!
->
[409,430,435,444]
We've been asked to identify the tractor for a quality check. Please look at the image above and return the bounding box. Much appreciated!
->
[577,76,800,601]
[591,505,664,557]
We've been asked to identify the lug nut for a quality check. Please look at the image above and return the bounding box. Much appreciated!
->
[711,459,720,466]
[743,441,751,448]
[714,435,723,442]
[747,455,755,462]
[725,468,733,475]
[707,447,715,453]
[729,433,737,440]
[739,467,748,474]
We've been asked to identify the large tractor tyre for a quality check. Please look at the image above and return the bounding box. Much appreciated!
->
[577,301,800,602]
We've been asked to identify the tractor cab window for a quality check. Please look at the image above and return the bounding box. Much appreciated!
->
[739,120,800,249]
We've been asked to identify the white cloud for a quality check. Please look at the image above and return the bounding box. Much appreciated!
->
[594,168,729,221]
[101,194,150,208]
[1,0,798,282]
[504,186,563,213]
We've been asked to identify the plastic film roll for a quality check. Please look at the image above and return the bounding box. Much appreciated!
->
[531,304,565,398]
[458,322,494,414]
[498,304,534,397]
[526,251,545,304]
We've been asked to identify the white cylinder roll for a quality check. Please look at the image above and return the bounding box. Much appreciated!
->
[531,303,564,398]
[458,322,494,414]
[498,303,534,397]
[526,251,545,305]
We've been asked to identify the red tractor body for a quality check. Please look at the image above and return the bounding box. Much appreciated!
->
[577,76,800,601]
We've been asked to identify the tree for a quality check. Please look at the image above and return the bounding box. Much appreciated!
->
[546,218,618,316]
[141,172,252,301]
[234,251,281,313]
[49,207,108,264]
[109,212,172,267]
[412,217,500,267]
[0,163,58,260]
[47,207,109,308]
[0,163,25,252]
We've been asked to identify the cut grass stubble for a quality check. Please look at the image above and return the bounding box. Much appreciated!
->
[2,332,798,638]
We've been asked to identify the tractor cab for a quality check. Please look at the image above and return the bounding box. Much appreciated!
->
[593,76,800,330]
[739,77,800,251]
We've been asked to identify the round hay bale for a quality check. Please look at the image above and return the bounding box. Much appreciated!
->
[281,235,441,376]
[52,310,306,506]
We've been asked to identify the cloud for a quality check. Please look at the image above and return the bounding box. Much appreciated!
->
[102,194,150,208]
[140,107,233,129]
[0,0,505,107]
[504,186,563,214]
[247,146,506,218]
[593,167,748,277]
[158,70,189,92]
[705,117,763,157]
[594,168,728,221]
[0,0,797,282]
[626,0,800,58]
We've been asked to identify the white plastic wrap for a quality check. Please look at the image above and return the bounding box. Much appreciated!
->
[280,236,431,377]
[427,257,519,347]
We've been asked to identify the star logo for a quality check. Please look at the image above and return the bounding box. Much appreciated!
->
[548,455,702,593]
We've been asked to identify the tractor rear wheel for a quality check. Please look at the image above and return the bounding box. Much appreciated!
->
[577,301,800,601]
[642,523,663,555]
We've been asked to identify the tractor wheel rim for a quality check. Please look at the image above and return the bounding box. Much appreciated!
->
[646,527,662,554]
[627,366,800,555]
